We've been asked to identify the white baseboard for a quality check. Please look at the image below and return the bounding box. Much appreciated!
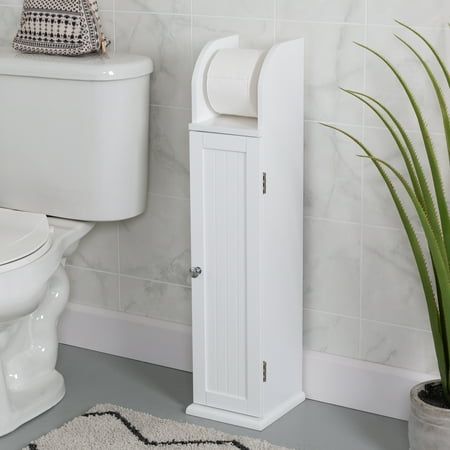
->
[59,303,433,421]
[58,303,192,372]
[303,350,431,420]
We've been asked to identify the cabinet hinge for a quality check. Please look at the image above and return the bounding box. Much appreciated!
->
[262,172,267,194]
[263,361,267,382]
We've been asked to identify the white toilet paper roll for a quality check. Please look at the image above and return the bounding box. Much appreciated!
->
[206,48,266,118]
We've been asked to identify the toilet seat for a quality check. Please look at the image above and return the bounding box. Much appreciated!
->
[0,208,50,267]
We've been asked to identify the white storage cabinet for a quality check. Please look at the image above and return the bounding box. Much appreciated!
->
[187,35,305,430]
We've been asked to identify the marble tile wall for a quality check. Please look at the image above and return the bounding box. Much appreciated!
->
[0,0,448,374]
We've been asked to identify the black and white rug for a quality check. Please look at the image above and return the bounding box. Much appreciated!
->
[25,404,292,449]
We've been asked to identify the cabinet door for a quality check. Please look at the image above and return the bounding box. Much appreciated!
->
[190,131,261,417]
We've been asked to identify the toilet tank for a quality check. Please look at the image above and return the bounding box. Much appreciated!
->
[0,48,153,221]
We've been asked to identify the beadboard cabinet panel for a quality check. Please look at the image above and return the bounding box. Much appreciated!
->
[190,132,261,416]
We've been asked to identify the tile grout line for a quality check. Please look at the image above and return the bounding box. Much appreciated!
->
[2,5,447,31]
[117,222,122,312]
[150,104,191,111]
[304,215,361,227]
[149,191,190,201]
[304,214,422,235]
[273,0,277,43]
[304,307,360,323]
[190,0,193,100]
[305,306,433,334]
[358,0,369,360]
[68,299,192,327]
[112,10,273,22]
[66,264,192,290]
[271,17,447,30]
[113,10,191,18]
[112,0,116,52]
[306,119,445,137]
[106,9,448,31]
[112,0,121,313]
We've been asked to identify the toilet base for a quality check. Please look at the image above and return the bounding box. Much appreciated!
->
[0,220,94,436]
[0,370,65,437]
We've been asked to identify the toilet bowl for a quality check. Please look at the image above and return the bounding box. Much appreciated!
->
[0,209,94,435]
[0,47,153,435]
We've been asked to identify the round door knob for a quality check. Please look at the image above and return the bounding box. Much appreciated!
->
[190,267,202,278]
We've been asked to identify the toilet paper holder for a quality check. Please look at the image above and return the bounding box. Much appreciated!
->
[187,35,306,430]
[190,34,304,137]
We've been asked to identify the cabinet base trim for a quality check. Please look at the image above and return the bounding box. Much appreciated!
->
[186,393,306,431]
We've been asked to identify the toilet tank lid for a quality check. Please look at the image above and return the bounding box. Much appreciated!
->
[0,47,153,81]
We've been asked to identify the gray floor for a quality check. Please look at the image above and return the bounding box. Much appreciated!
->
[0,345,408,450]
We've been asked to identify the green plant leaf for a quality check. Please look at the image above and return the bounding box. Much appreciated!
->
[321,123,449,395]
[356,42,450,267]
[366,155,450,395]
[346,89,450,367]
[395,20,450,87]
[343,88,422,202]
[395,34,450,165]
[345,90,444,247]
[328,27,450,401]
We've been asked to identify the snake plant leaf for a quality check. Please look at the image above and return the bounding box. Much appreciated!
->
[342,89,422,201]
[326,28,450,402]
[365,157,450,379]
[343,90,445,259]
[347,95,450,342]
[356,42,450,267]
[395,34,450,165]
[395,20,450,87]
[321,123,449,396]
[345,90,442,236]
[365,156,449,289]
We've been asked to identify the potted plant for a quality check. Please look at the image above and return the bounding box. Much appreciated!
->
[323,21,449,450]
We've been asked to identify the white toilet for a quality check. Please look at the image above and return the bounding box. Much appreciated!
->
[0,48,153,435]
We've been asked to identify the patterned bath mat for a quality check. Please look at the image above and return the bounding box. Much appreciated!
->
[25,404,293,450]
